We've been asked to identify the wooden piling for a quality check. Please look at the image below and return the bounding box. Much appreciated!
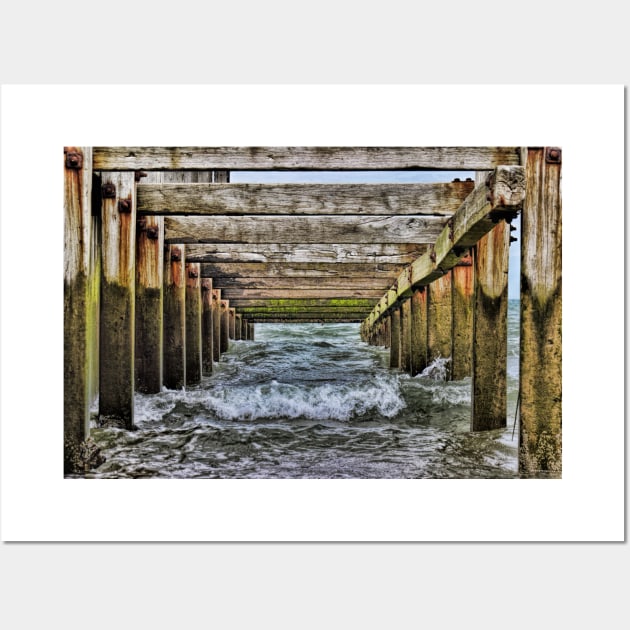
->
[135,216,164,393]
[163,244,186,389]
[185,262,202,385]
[389,307,401,369]
[99,171,136,428]
[212,289,222,361]
[235,314,242,340]
[519,147,562,478]
[64,147,94,472]
[427,273,452,378]
[220,300,230,352]
[201,279,213,375]
[410,287,428,376]
[471,223,510,430]
[229,307,236,340]
[242,318,249,340]
[451,254,473,380]
[248,323,255,341]
[401,298,412,372]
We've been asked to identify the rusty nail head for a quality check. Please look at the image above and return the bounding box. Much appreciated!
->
[65,152,83,169]
[118,199,132,213]
[546,147,561,164]
[170,247,181,262]
[147,226,159,240]
[135,171,148,182]
[453,178,461,183]
[102,182,116,198]
[188,268,199,278]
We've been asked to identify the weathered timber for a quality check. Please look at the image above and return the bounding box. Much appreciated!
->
[240,310,372,320]
[98,172,136,428]
[201,279,213,375]
[235,314,242,341]
[248,323,255,340]
[519,148,562,478]
[410,288,428,376]
[163,244,186,389]
[230,298,376,309]
[135,216,164,393]
[242,318,248,341]
[365,166,525,323]
[64,147,95,473]
[228,308,236,340]
[94,146,520,171]
[221,289,384,301]
[87,199,101,409]
[220,300,230,352]
[199,262,406,279]
[186,243,426,264]
[427,273,452,378]
[137,181,474,216]
[401,298,412,373]
[389,307,401,369]
[165,215,448,245]
[185,263,202,385]
[212,289,221,362]
[451,252,473,380]
[210,278,394,292]
[471,223,510,430]
[384,314,391,348]
[214,170,230,183]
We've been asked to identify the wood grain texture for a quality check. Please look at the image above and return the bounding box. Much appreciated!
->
[200,262,406,279]
[212,289,221,362]
[219,288,384,300]
[137,181,473,215]
[185,263,202,384]
[389,307,401,369]
[209,277,393,292]
[410,288,428,376]
[201,279,213,375]
[94,146,521,171]
[451,254,473,381]
[427,273,452,377]
[163,245,186,389]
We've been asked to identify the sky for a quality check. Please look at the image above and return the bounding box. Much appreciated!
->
[230,170,521,299]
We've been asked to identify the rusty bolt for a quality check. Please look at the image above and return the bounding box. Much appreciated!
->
[546,147,561,163]
[135,171,148,182]
[102,182,116,199]
[465,177,473,182]
[453,178,461,183]
[118,199,132,213]
[510,236,518,243]
[188,268,199,279]
[170,247,182,262]
[65,151,83,169]
[147,226,159,240]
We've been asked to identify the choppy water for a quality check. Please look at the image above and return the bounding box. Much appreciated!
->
[84,301,521,479]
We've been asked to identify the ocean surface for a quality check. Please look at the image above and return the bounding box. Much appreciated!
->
[85,300,520,479]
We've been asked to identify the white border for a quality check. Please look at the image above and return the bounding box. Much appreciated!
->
[0,85,624,541]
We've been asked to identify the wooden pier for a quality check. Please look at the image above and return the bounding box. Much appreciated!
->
[64,147,561,478]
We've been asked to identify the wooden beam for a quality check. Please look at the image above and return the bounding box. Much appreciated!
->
[200,262,406,279]
[186,243,426,264]
[164,215,448,245]
[137,181,474,215]
[134,215,164,393]
[94,146,521,171]
[163,245,186,389]
[519,147,562,478]
[64,146,94,473]
[211,279,392,293]
[229,298,376,309]
[220,289,384,301]
[243,312,370,321]
[365,165,525,324]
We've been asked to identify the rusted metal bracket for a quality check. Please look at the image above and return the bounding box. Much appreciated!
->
[146,226,159,240]
[65,151,83,169]
[102,182,116,199]
[118,199,132,213]
[546,147,562,164]
[488,208,519,224]
[188,268,199,279]
[135,170,148,182]
[170,247,182,262]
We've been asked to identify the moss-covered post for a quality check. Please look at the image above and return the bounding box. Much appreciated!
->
[99,171,136,428]
[389,307,401,369]
[201,279,214,376]
[229,307,236,340]
[212,289,222,361]
[427,273,452,378]
[410,287,428,376]
[519,147,562,478]
[401,298,412,373]
[471,222,510,430]
[248,323,255,341]
[451,253,473,380]
[163,244,186,389]
[384,314,391,348]
[64,147,94,473]
[220,300,230,353]
[185,262,202,385]
[135,216,164,393]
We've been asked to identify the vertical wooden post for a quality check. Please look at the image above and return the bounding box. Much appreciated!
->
[410,287,428,376]
[163,244,186,389]
[242,318,249,340]
[99,171,136,428]
[220,300,230,352]
[229,307,236,340]
[519,147,562,478]
[235,314,242,340]
[87,189,101,410]
[384,314,391,348]
[427,273,452,378]
[185,262,202,385]
[135,216,164,393]
[64,147,93,473]
[471,222,510,430]
[248,323,255,341]
[451,253,474,380]
[212,289,222,361]
[401,298,412,372]
[389,307,401,369]
[201,279,214,375]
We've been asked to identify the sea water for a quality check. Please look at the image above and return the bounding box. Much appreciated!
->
[84,300,521,479]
